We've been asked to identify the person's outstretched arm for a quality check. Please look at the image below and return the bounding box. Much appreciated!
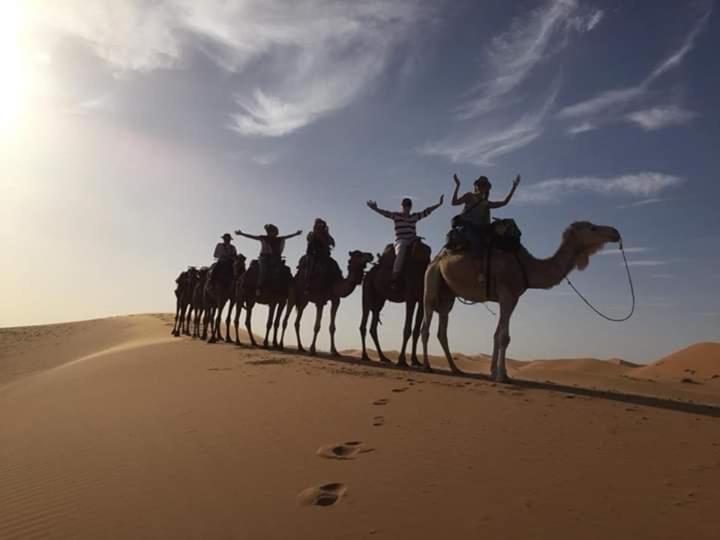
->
[452,174,470,206]
[366,200,393,218]
[234,229,262,241]
[489,175,521,209]
[278,230,303,241]
[415,194,444,220]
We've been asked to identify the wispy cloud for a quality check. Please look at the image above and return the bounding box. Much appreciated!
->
[650,273,676,279]
[557,7,711,125]
[456,0,594,119]
[516,172,685,203]
[567,122,597,135]
[251,153,279,166]
[35,0,430,136]
[617,197,670,209]
[626,106,697,131]
[421,88,557,165]
[625,260,675,267]
[599,247,653,256]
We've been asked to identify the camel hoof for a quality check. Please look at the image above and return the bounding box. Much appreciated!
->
[410,357,422,367]
[361,354,371,362]
[493,373,511,383]
[330,350,340,357]
[207,338,216,344]
[423,365,433,373]
[396,360,408,369]
[309,348,317,356]
[379,356,392,364]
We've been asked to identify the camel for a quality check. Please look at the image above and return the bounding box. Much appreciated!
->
[279,250,374,355]
[360,240,431,367]
[421,221,621,381]
[172,267,198,337]
[233,258,293,348]
[204,255,246,344]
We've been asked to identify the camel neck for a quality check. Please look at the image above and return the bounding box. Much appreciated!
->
[334,268,364,298]
[522,237,579,290]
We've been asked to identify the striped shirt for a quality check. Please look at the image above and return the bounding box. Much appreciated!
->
[376,208,434,241]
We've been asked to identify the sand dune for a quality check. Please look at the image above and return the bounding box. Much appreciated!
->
[1,315,720,539]
[629,342,720,383]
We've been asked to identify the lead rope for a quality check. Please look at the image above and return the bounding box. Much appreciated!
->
[564,239,636,322]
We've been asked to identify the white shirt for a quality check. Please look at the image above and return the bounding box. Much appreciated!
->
[213,242,237,261]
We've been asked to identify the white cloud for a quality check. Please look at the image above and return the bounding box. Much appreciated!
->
[567,122,597,135]
[557,8,711,122]
[516,172,685,203]
[617,197,670,209]
[421,89,557,165]
[626,106,697,131]
[32,0,429,136]
[650,273,676,279]
[456,0,584,119]
[599,247,652,256]
[625,260,673,267]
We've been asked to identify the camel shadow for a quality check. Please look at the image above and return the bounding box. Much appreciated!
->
[265,345,720,419]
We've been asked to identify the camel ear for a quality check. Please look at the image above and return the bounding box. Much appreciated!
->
[349,251,353,257]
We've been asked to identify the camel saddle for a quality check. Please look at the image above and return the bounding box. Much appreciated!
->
[246,258,292,293]
[298,254,342,292]
[446,218,522,255]
[208,259,234,287]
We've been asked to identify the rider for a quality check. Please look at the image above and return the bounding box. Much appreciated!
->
[234,224,302,296]
[209,233,238,284]
[451,173,520,255]
[367,195,444,286]
[304,218,335,291]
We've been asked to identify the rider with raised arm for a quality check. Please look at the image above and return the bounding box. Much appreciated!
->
[234,224,302,296]
[451,174,520,253]
[367,195,444,286]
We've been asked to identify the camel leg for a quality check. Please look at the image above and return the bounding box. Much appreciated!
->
[264,303,276,348]
[225,299,235,343]
[437,311,461,374]
[204,306,214,342]
[272,301,285,348]
[172,298,181,336]
[421,259,447,372]
[369,309,391,364]
[233,300,243,346]
[293,302,307,352]
[280,300,293,350]
[397,301,416,367]
[309,303,325,356]
[184,305,193,335]
[329,298,340,357]
[359,280,372,361]
[213,300,226,342]
[245,302,258,347]
[410,301,424,366]
[492,294,518,383]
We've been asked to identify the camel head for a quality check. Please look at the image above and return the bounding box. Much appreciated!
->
[347,250,374,278]
[563,221,621,271]
[233,253,247,276]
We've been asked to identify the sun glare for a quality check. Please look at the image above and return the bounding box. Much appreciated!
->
[0,1,30,132]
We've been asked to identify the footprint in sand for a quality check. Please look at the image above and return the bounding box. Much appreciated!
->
[373,416,385,427]
[297,483,347,507]
[391,387,409,393]
[373,398,390,406]
[317,441,375,460]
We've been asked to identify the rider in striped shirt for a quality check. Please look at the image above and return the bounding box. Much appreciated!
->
[367,195,444,284]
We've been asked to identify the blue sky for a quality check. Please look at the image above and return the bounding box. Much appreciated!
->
[1,0,718,362]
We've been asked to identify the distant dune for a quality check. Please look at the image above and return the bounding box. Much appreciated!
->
[1,315,720,539]
[628,342,720,383]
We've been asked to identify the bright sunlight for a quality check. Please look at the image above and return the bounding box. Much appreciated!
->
[0,1,30,132]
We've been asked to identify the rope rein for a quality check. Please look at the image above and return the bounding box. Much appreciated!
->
[564,239,636,322]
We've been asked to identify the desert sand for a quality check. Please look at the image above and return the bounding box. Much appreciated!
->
[1,314,719,539]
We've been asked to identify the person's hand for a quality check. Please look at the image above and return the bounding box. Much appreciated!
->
[453,174,460,186]
[438,194,445,205]
[513,175,521,187]
[234,229,242,235]
[296,230,303,236]
[367,200,377,209]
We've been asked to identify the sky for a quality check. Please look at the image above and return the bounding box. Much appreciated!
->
[1,0,718,362]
